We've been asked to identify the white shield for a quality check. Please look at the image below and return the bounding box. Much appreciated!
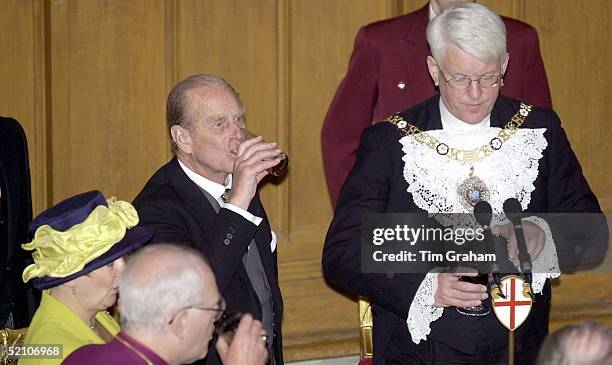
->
[491,275,533,331]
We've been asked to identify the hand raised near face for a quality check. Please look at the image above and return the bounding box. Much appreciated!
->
[215,314,269,365]
[228,136,282,210]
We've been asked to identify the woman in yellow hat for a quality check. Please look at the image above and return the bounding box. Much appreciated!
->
[19,190,153,364]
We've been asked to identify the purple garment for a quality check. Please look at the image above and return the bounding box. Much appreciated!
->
[62,331,168,365]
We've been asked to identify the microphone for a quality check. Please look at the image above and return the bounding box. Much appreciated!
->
[474,201,504,298]
[503,198,533,275]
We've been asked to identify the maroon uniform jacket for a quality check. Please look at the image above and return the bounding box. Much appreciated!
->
[321,5,552,207]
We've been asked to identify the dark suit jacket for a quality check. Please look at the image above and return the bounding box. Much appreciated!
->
[322,96,601,364]
[321,4,553,207]
[133,159,283,365]
[0,117,36,328]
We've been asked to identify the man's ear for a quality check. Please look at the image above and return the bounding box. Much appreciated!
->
[501,52,510,76]
[427,56,440,86]
[171,125,192,155]
[169,310,188,341]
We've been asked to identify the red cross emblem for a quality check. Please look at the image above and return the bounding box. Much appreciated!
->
[491,275,533,331]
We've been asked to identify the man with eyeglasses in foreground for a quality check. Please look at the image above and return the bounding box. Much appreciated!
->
[323,3,603,364]
[64,244,269,365]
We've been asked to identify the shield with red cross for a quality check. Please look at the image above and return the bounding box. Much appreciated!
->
[491,275,533,331]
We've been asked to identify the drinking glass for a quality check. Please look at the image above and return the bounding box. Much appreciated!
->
[456,272,491,316]
[214,311,271,360]
[229,128,288,177]
[214,311,244,345]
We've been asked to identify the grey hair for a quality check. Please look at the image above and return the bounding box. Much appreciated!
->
[166,74,243,154]
[427,3,506,66]
[119,244,210,331]
[536,321,611,365]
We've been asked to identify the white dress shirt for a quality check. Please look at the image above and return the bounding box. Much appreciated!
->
[178,159,262,226]
[439,98,491,131]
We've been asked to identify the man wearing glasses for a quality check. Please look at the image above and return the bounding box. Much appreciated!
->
[65,244,269,365]
[321,0,553,209]
[323,3,601,364]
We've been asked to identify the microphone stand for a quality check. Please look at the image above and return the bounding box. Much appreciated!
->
[503,198,535,301]
[473,201,505,299]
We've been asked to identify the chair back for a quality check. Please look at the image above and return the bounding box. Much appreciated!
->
[358,297,373,359]
[1,327,28,365]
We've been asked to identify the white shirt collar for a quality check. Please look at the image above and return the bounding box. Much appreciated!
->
[429,3,436,20]
[439,98,490,131]
[177,159,232,201]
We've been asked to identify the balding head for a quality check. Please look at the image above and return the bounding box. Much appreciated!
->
[119,243,217,331]
[166,74,243,155]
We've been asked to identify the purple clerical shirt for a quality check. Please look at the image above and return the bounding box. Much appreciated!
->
[62,331,168,365]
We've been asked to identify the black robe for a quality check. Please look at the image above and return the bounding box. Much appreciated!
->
[323,96,604,364]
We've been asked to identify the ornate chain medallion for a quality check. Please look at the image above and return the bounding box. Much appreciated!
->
[387,103,532,209]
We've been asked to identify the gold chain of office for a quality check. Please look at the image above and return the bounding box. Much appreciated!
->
[386,102,532,164]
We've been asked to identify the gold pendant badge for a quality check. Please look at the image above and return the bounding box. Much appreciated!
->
[457,166,490,209]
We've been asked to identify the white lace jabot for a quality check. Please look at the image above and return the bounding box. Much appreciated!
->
[402,128,544,218]
[400,127,560,344]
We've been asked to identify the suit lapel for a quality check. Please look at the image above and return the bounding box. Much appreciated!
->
[166,159,220,229]
[167,158,279,284]
[491,96,516,128]
[411,95,443,131]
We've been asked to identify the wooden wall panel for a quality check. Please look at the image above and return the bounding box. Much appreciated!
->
[0,1,35,122]
[478,0,519,18]
[281,1,397,360]
[48,0,169,204]
[174,0,284,232]
[550,272,612,331]
[0,0,610,362]
[398,0,427,14]
[0,0,48,214]
[522,0,612,336]
[288,0,394,239]
[523,0,611,203]
[400,1,520,18]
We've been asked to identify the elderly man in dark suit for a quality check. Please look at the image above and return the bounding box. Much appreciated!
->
[321,0,552,208]
[0,116,36,328]
[323,3,602,364]
[134,75,284,365]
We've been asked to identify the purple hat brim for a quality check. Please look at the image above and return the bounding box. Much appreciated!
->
[33,225,154,290]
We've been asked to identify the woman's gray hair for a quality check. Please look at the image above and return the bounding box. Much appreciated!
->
[119,244,209,331]
[427,3,506,65]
